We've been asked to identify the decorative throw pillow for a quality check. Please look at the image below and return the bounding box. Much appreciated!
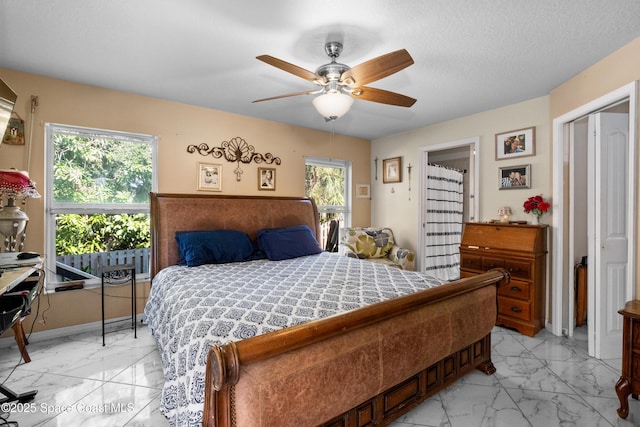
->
[343,228,395,259]
[175,229,256,266]
[257,225,323,261]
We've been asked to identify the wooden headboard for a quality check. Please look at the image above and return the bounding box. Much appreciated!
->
[149,193,320,278]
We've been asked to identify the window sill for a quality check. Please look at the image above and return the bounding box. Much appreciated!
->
[45,276,150,294]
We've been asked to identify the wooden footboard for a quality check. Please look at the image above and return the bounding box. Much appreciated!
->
[204,269,508,427]
[321,333,495,427]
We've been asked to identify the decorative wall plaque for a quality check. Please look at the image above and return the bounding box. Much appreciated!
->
[187,136,281,181]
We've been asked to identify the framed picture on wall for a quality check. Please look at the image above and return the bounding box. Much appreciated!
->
[383,157,402,183]
[495,126,536,160]
[258,167,276,191]
[356,184,370,199]
[2,116,25,145]
[197,163,222,191]
[499,164,531,190]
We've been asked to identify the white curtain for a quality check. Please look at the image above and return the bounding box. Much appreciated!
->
[424,165,464,281]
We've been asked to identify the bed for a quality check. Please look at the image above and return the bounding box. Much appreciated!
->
[145,193,509,427]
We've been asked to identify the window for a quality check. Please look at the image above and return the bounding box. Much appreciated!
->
[44,124,157,290]
[304,157,351,248]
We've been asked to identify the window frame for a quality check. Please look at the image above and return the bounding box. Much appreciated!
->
[304,156,352,227]
[44,123,158,290]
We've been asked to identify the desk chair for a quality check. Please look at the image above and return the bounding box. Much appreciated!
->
[3,270,43,363]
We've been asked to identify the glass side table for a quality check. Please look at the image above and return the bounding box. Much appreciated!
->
[101,263,136,346]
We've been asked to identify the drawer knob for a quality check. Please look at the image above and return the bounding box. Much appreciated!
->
[510,286,521,293]
[511,306,522,313]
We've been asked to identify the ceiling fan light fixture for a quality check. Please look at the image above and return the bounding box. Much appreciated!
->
[312,92,354,121]
[255,42,415,115]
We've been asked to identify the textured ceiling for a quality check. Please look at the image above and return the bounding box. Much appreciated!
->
[1,0,640,140]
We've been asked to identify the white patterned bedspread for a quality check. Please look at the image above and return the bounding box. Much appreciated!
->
[144,252,444,427]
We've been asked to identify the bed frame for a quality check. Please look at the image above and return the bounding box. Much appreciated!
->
[150,192,509,427]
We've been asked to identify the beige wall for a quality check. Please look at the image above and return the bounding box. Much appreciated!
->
[371,96,551,253]
[549,37,640,119]
[0,68,371,333]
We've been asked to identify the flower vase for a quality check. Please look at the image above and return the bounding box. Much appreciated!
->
[531,214,540,225]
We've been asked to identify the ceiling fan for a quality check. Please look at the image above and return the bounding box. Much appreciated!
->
[253,41,417,121]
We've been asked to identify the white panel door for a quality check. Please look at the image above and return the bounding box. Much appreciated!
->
[589,112,630,359]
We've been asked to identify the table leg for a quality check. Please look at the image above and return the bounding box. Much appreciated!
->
[616,376,631,419]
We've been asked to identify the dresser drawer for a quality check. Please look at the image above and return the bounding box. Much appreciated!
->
[632,319,640,348]
[482,257,506,270]
[632,352,640,382]
[498,296,531,321]
[460,223,546,253]
[506,260,532,280]
[460,254,483,271]
[498,279,530,300]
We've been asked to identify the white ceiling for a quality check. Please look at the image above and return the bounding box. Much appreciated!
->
[1,1,640,140]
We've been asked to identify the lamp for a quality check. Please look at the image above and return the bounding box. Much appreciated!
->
[312,92,354,122]
[0,170,41,252]
[497,206,512,223]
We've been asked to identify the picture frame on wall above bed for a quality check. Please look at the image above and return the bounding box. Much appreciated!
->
[495,126,536,160]
[258,167,276,191]
[499,164,531,190]
[197,163,222,192]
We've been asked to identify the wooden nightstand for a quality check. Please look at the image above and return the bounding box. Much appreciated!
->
[616,300,640,419]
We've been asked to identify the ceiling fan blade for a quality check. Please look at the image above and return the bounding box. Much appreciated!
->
[252,90,319,103]
[351,86,417,107]
[256,55,323,83]
[341,49,414,86]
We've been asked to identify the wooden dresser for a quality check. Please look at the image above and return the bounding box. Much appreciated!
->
[459,222,548,337]
[616,300,640,419]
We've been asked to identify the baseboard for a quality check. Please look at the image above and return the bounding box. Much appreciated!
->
[0,315,146,349]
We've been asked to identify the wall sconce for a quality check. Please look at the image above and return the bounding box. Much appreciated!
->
[497,206,512,223]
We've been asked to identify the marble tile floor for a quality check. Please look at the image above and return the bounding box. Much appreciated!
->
[0,324,636,427]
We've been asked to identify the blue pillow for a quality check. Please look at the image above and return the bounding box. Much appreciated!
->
[257,225,322,261]
[175,230,255,267]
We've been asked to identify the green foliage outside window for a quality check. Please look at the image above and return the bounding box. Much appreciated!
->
[53,133,151,204]
[55,213,150,255]
[53,133,152,255]
[305,164,345,224]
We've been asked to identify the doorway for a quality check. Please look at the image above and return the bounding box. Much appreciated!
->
[552,81,637,358]
[418,137,480,273]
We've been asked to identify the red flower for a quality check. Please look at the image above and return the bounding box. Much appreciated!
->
[523,195,550,216]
